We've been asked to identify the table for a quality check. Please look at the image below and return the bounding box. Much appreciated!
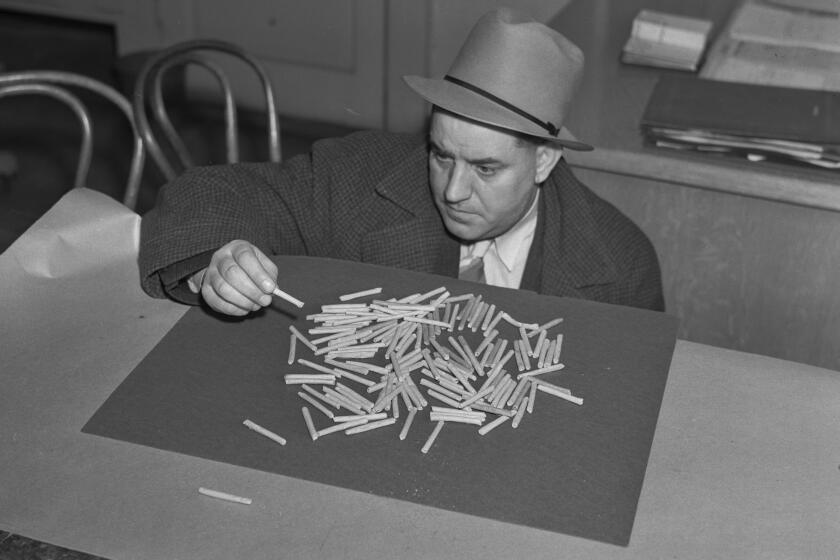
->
[1,189,838,559]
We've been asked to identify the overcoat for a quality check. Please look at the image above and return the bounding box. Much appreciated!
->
[139,131,663,311]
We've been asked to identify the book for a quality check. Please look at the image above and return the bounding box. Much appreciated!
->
[640,75,840,168]
[622,10,713,71]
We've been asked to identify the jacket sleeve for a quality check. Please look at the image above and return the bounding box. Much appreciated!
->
[138,131,421,300]
[138,153,320,299]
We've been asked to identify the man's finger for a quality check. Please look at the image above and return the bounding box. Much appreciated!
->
[232,244,277,296]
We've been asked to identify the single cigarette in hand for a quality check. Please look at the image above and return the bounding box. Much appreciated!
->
[273,286,304,308]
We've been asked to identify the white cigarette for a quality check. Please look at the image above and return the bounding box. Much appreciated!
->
[339,287,383,301]
[316,418,369,437]
[288,333,297,365]
[429,413,483,425]
[527,381,537,413]
[333,412,387,423]
[404,316,452,329]
[345,417,396,434]
[531,317,564,335]
[409,285,445,303]
[301,406,318,440]
[480,303,497,332]
[536,383,583,405]
[243,419,287,445]
[532,329,547,358]
[517,362,566,379]
[421,420,445,454]
[284,374,335,385]
[478,415,509,435]
[512,396,528,428]
[289,325,317,352]
[273,286,304,308]
[198,487,252,505]
[553,334,563,363]
[298,358,338,375]
[399,408,417,440]
[298,391,334,419]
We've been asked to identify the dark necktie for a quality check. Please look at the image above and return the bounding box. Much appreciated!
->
[458,255,486,284]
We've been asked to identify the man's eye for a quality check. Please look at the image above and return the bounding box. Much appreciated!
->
[431,151,451,163]
[476,165,496,176]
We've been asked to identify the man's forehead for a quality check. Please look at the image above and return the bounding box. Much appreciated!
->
[430,110,524,156]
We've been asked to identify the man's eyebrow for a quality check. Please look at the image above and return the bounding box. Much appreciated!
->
[428,140,450,156]
[429,140,503,166]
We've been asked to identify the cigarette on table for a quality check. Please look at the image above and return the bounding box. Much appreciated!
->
[333,412,387,423]
[243,419,287,445]
[530,317,564,336]
[511,396,529,428]
[198,487,252,505]
[301,406,318,440]
[289,325,317,352]
[536,382,583,405]
[421,420,445,454]
[298,391,334,419]
[273,286,304,308]
[553,334,563,363]
[399,408,417,440]
[527,381,537,413]
[316,418,369,437]
[284,374,335,385]
[288,333,297,365]
[517,362,566,379]
[345,417,396,434]
[339,287,383,301]
[478,414,510,435]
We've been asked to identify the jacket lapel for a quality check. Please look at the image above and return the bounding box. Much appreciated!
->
[528,160,618,297]
[361,143,460,277]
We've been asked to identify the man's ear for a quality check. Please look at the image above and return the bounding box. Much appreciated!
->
[535,144,563,184]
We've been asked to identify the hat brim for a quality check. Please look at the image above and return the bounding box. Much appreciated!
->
[404,75,593,151]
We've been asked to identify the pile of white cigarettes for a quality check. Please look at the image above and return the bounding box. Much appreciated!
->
[245,285,581,455]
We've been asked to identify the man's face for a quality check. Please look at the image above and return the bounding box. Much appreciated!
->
[429,110,552,242]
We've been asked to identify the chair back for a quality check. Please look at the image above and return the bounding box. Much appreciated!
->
[133,39,281,182]
[0,71,145,209]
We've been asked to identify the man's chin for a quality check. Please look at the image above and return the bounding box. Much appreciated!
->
[442,218,484,242]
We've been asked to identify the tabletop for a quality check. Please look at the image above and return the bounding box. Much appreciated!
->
[1,188,838,559]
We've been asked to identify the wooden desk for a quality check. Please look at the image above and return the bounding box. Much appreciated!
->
[1,189,838,559]
[551,0,840,371]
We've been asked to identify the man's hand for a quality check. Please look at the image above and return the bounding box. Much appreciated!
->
[190,240,279,316]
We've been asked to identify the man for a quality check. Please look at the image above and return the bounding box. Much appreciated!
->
[139,8,664,315]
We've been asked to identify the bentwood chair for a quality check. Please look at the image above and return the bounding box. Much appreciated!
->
[132,39,281,182]
[0,71,145,209]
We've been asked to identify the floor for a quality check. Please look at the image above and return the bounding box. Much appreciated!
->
[0,9,352,559]
[0,8,354,254]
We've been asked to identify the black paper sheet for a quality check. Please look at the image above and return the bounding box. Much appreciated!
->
[84,256,678,546]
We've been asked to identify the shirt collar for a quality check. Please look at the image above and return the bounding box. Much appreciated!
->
[493,190,540,272]
[460,190,540,272]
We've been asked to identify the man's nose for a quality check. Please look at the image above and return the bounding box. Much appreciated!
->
[444,164,471,203]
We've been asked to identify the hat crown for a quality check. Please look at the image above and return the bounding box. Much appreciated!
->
[403,7,592,149]
[446,9,584,135]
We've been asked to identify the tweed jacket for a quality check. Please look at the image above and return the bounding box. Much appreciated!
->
[139,130,663,311]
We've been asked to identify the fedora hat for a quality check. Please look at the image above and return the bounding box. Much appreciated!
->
[404,7,592,150]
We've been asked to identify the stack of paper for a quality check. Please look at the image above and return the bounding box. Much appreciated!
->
[622,10,713,71]
[640,75,840,169]
[700,0,840,92]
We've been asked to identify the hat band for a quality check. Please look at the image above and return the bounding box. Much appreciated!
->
[444,75,559,137]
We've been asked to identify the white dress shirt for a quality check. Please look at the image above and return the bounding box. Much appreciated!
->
[458,191,540,289]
